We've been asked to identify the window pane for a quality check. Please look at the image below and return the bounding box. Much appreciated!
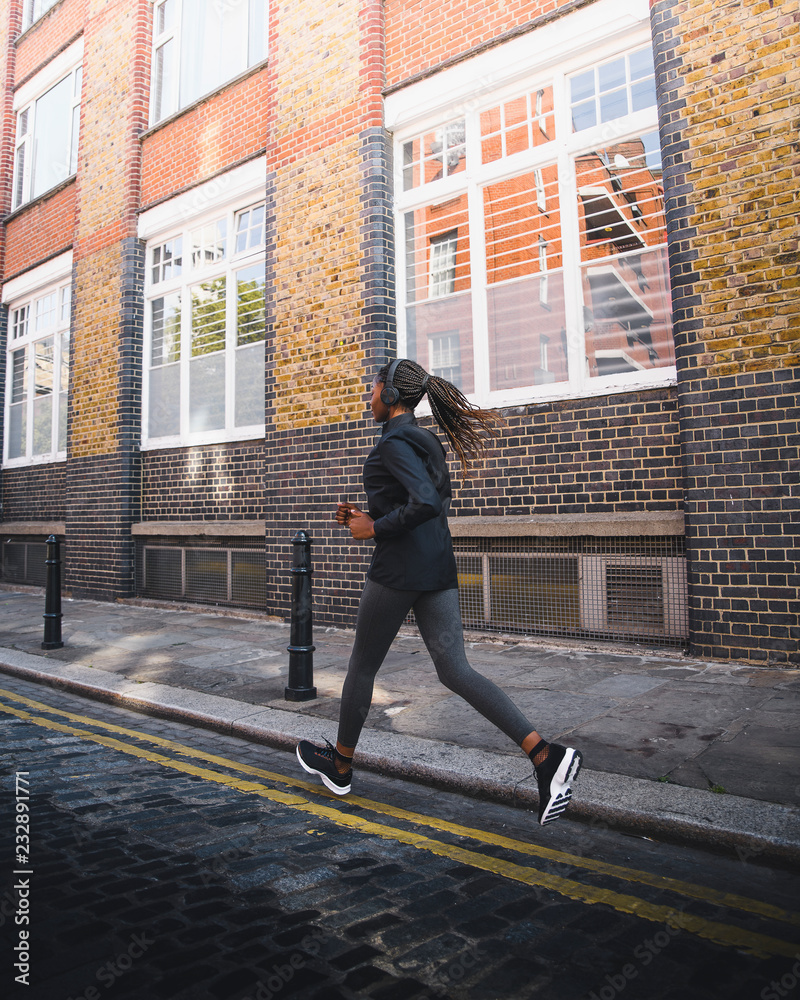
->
[154,39,176,121]
[180,0,248,108]
[149,362,180,437]
[404,200,473,392]
[34,337,54,396]
[32,395,52,456]
[9,348,27,459]
[32,75,72,199]
[235,341,265,426]
[236,264,265,345]
[189,353,226,432]
[192,220,227,268]
[403,118,466,190]
[576,134,674,377]
[151,293,181,365]
[191,279,226,356]
[248,0,268,66]
[483,169,568,391]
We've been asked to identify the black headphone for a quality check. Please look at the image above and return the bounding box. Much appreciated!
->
[380,358,402,406]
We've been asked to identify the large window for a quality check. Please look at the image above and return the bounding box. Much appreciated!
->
[151,0,268,123]
[143,200,266,447]
[4,279,70,466]
[13,58,82,210]
[391,23,672,406]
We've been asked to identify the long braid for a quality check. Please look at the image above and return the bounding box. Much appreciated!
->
[377,359,500,474]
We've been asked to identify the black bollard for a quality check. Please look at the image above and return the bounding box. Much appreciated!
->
[42,535,64,650]
[285,530,316,701]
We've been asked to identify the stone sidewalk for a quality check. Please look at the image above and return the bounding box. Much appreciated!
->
[0,589,798,862]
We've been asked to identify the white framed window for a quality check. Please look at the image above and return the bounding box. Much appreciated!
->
[3,276,71,466]
[141,187,267,449]
[388,0,674,408]
[12,41,82,211]
[150,0,268,124]
[21,0,60,32]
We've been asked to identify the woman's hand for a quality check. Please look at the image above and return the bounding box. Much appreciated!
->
[347,509,375,539]
[335,502,375,539]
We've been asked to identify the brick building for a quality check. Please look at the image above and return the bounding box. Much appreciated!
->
[0,0,797,664]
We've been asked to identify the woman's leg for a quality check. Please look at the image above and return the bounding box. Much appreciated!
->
[412,588,535,746]
[336,578,418,750]
[413,587,583,825]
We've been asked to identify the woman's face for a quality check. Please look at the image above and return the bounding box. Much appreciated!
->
[370,378,390,423]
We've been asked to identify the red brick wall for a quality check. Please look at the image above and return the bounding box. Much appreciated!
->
[15,0,87,82]
[140,69,270,208]
[4,182,76,278]
[385,0,571,86]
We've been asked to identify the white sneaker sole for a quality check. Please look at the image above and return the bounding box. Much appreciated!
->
[296,745,351,795]
[539,748,582,826]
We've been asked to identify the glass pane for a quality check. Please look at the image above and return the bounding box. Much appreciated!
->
[32,75,72,199]
[149,362,180,437]
[190,353,226,432]
[570,70,595,104]
[632,78,657,113]
[600,88,629,123]
[32,394,52,456]
[599,57,626,92]
[157,0,176,33]
[8,404,26,459]
[192,220,227,268]
[154,39,175,121]
[236,263,265,345]
[404,199,473,392]
[404,119,466,189]
[35,293,56,331]
[576,133,674,376]
[58,391,67,452]
[60,331,69,393]
[630,47,655,81]
[34,338,54,395]
[235,341,265,426]
[11,348,27,403]
[248,0,268,66]
[180,0,248,108]
[191,279,226,356]
[151,293,181,365]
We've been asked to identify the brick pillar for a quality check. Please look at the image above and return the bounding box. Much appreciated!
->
[65,1,150,599]
[264,0,393,624]
[651,0,800,664]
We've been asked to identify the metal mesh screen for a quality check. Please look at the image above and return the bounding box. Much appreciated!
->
[135,537,266,610]
[418,535,687,647]
[1,539,55,587]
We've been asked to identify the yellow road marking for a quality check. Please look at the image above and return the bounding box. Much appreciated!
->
[0,694,797,959]
[0,686,797,931]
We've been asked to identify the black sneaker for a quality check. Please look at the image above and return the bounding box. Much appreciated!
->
[296,739,352,795]
[534,744,582,826]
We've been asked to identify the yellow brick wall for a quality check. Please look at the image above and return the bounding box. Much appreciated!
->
[270,0,374,430]
[675,0,800,377]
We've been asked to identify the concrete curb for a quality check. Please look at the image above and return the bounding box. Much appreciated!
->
[1,650,798,866]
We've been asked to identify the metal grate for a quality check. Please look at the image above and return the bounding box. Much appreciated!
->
[1,539,55,587]
[135,537,266,610]
[417,535,687,647]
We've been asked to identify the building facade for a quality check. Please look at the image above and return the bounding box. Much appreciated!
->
[0,0,797,664]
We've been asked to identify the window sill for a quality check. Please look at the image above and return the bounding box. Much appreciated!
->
[140,58,269,141]
[3,174,76,226]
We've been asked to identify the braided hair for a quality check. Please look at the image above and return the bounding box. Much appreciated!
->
[376,359,500,475]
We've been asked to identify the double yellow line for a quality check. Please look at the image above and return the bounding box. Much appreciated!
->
[1,685,798,959]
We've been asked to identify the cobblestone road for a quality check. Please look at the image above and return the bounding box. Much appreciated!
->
[1,674,798,1000]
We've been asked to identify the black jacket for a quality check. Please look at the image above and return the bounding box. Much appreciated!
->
[364,412,458,591]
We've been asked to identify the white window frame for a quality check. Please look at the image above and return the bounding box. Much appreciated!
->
[386,0,674,411]
[12,39,83,211]
[2,253,73,468]
[149,0,269,125]
[138,159,268,450]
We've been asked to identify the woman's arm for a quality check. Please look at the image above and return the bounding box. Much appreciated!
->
[370,436,442,540]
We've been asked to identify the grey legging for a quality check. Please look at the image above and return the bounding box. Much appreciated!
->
[337,579,535,750]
